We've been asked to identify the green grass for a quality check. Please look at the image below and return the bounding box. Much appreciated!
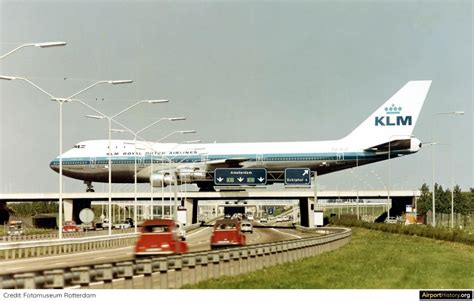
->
[185,228,474,289]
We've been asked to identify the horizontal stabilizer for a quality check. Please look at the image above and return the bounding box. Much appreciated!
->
[365,139,411,152]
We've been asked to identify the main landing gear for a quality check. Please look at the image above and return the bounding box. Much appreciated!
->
[197,182,216,192]
[84,181,95,192]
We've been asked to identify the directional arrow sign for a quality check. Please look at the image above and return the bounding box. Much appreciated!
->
[284,168,311,186]
[214,168,267,186]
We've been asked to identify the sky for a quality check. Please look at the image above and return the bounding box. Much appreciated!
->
[0,0,472,193]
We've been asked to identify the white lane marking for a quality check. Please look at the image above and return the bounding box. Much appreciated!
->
[270,228,301,239]
[1,246,133,264]
[248,231,261,243]
[187,227,210,238]
[4,266,25,271]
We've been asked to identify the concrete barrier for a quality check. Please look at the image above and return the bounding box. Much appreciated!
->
[0,227,351,289]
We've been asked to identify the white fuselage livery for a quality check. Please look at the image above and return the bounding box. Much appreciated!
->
[50,81,431,190]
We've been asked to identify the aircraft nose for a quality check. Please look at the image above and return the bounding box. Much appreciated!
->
[50,158,59,172]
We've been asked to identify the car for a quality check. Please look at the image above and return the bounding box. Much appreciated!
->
[385,217,397,224]
[210,219,246,249]
[198,214,207,225]
[276,217,283,223]
[134,219,188,257]
[125,218,134,227]
[259,217,268,224]
[246,214,254,221]
[101,218,112,229]
[80,222,96,231]
[114,220,132,229]
[7,220,24,236]
[175,221,186,241]
[241,221,253,234]
[62,220,80,233]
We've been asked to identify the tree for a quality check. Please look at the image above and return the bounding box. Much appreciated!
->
[417,183,432,215]
[453,185,467,214]
[435,184,449,214]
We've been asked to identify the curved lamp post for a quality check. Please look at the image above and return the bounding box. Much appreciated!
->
[1,75,132,238]
[85,100,166,235]
[0,41,66,59]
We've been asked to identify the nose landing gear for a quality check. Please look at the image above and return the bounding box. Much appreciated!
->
[84,181,95,192]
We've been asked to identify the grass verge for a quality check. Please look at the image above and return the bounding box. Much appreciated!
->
[185,228,474,289]
[331,215,474,246]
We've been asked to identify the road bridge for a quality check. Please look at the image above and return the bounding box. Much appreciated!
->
[1,189,420,227]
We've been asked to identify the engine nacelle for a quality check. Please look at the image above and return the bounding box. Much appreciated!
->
[410,137,422,152]
[150,168,207,187]
[177,168,207,183]
[150,173,175,187]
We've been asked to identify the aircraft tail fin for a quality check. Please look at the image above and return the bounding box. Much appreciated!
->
[342,80,432,148]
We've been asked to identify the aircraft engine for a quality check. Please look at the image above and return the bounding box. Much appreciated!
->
[177,168,207,183]
[410,137,422,152]
[150,168,207,187]
[150,173,175,187]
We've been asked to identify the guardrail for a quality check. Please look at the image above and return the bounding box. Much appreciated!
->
[0,233,139,260]
[0,222,206,260]
[0,227,351,289]
[0,228,136,242]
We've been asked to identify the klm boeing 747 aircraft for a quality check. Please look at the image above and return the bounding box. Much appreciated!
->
[50,81,432,191]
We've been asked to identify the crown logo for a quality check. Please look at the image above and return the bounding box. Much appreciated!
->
[384,104,402,114]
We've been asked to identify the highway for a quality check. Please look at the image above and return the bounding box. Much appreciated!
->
[0,225,310,275]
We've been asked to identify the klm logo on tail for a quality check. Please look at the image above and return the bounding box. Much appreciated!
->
[375,104,412,126]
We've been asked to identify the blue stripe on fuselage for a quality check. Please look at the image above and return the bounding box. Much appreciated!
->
[49,151,397,166]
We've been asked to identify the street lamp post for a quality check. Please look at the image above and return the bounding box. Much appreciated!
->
[1,75,132,238]
[122,117,186,226]
[431,111,464,227]
[86,100,166,235]
[155,131,197,219]
[0,41,66,59]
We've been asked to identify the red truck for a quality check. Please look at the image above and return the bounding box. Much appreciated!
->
[210,219,246,249]
[134,219,188,257]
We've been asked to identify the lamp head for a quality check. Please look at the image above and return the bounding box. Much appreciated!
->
[110,80,133,85]
[35,41,67,48]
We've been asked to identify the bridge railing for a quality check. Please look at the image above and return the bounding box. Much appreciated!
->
[0,227,351,289]
[0,233,139,260]
[0,228,136,243]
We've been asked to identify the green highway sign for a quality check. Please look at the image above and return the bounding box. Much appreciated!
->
[284,168,311,186]
[214,168,267,186]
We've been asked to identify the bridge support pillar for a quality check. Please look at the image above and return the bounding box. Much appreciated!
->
[0,200,9,224]
[63,199,92,223]
[64,199,73,222]
[184,198,199,225]
[299,197,315,228]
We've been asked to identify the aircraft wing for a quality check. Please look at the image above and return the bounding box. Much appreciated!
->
[137,158,251,176]
[203,158,251,169]
[364,139,411,152]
